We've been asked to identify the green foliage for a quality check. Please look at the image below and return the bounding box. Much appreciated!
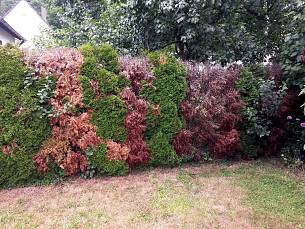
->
[280,6,305,89]
[141,52,187,165]
[0,45,50,187]
[96,43,119,72]
[148,132,181,167]
[0,150,35,187]
[80,43,119,77]
[141,52,187,105]
[80,57,98,79]
[89,144,129,176]
[92,95,127,142]
[96,69,129,96]
[126,0,301,63]
[79,75,96,107]
[236,67,266,156]
[145,101,183,140]
[236,67,263,106]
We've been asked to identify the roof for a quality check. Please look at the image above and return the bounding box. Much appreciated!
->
[0,17,25,41]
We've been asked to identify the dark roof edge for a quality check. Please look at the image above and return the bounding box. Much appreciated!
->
[0,18,25,41]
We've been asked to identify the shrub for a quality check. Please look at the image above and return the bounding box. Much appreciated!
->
[33,138,88,176]
[148,132,180,166]
[0,45,50,186]
[92,95,127,142]
[0,150,36,187]
[96,43,119,72]
[141,52,187,105]
[145,100,183,140]
[181,63,242,158]
[119,56,154,95]
[89,144,129,176]
[140,52,187,164]
[96,69,129,96]
[120,88,150,166]
[80,43,119,74]
[79,75,96,107]
[236,64,287,158]
[27,48,100,176]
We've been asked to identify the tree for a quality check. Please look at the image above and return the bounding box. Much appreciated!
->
[125,0,301,63]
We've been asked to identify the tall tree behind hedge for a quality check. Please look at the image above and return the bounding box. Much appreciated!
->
[125,0,301,63]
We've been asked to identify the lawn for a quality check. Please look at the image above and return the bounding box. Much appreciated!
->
[0,161,304,229]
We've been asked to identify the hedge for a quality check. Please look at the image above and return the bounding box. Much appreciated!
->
[0,43,304,187]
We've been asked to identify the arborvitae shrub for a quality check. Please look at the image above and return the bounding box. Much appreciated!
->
[96,43,119,73]
[80,57,98,79]
[141,52,187,105]
[139,52,187,165]
[92,95,127,142]
[96,69,129,96]
[148,132,180,166]
[0,46,50,186]
[79,75,96,107]
[89,144,129,176]
[0,150,36,186]
[145,100,183,140]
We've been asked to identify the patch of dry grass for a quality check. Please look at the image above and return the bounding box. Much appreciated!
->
[0,162,304,228]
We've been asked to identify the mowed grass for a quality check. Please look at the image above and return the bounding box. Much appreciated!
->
[0,161,304,228]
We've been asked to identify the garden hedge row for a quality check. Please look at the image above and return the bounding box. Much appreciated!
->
[0,44,304,187]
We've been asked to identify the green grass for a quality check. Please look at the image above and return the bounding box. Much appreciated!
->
[232,165,305,226]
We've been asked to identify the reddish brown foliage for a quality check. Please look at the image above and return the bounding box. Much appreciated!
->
[1,142,17,155]
[119,56,154,95]
[209,129,240,158]
[51,112,100,150]
[181,63,242,158]
[171,129,193,156]
[26,48,84,111]
[265,62,283,87]
[258,90,303,157]
[34,139,88,175]
[259,128,286,157]
[106,140,130,161]
[28,48,100,175]
[277,90,303,121]
[121,88,150,166]
[301,48,305,64]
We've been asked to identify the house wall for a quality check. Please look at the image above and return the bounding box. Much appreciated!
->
[4,0,50,49]
[0,27,15,45]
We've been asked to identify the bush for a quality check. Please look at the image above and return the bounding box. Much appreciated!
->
[0,45,50,186]
[89,144,129,176]
[145,100,183,140]
[0,150,36,187]
[236,65,287,158]
[120,88,150,166]
[92,95,127,142]
[148,132,180,166]
[79,75,96,107]
[96,69,129,96]
[141,52,187,105]
[181,63,242,159]
[80,43,119,75]
[140,52,187,163]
